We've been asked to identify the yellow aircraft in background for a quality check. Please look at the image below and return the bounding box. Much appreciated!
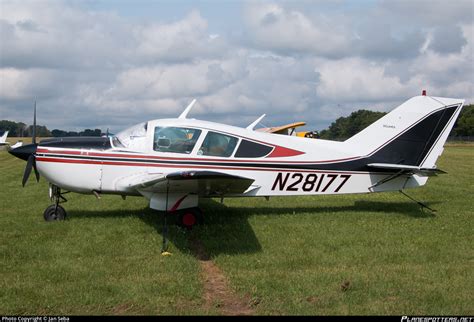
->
[256,122,319,138]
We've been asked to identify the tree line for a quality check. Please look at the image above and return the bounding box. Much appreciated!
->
[0,120,103,137]
[1,104,473,140]
[317,104,473,141]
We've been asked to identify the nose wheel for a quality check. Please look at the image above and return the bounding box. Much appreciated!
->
[44,184,69,221]
[43,204,67,221]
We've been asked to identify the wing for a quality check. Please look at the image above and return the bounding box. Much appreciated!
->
[256,122,306,134]
[118,170,255,196]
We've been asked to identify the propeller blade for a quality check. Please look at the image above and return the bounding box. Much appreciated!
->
[33,158,40,182]
[32,101,37,145]
[22,154,34,187]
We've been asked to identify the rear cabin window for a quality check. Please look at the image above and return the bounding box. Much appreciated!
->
[234,139,273,158]
[198,131,238,157]
[154,127,201,154]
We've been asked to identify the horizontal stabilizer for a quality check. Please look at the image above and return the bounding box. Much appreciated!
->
[367,163,446,176]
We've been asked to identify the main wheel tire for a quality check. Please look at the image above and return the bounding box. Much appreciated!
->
[176,207,203,229]
[43,204,67,221]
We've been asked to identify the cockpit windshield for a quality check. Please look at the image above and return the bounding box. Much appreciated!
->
[113,122,147,148]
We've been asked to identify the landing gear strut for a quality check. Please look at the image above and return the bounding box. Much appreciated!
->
[44,185,69,221]
[160,207,204,256]
[159,183,203,255]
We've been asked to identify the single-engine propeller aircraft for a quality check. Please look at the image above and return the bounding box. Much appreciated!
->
[9,92,464,251]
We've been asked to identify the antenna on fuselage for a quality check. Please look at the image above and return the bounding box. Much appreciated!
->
[246,114,266,130]
[178,99,197,119]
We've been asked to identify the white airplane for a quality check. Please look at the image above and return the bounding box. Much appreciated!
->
[9,93,464,251]
[0,130,23,149]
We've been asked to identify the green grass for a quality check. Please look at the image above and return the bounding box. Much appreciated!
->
[1,146,473,315]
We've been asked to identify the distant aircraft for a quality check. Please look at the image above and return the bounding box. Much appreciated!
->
[0,131,23,148]
[0,131,9,145]
[9,141,23,149]
[257,122,318,138]
[9,93,465,252]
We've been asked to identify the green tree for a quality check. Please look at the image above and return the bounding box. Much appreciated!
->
[319,109,387,141]
[25,125,51,137]
[451,104,474,137]
[80,128,102,136]
[0,120,24,136]
[51,129,68,137]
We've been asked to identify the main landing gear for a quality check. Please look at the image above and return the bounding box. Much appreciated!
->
[43,185,69,221]
[175,207,204,229]
[160,206,204,255]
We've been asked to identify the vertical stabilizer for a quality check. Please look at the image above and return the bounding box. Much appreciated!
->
[0,131,9,143]
[344,95,464,167]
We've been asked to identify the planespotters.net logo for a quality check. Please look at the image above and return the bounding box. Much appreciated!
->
[402,317,473,322]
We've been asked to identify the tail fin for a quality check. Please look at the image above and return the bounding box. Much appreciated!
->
[345,95,464,168]
[0,131,9,143]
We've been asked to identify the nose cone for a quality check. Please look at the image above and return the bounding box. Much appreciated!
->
[9,143,37,161]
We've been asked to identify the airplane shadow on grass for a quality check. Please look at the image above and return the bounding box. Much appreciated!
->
[236,200,440,219]
[66,197,438,257]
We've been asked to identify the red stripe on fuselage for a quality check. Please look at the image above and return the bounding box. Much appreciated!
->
[35,156,366,175]
[36,148,361,164]
[266,145,305,158]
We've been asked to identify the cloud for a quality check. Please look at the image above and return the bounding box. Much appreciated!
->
[0,1,133,69]
[428,25,468,54]
[376,0,473,26]
[315,58,408,103]
[0,0,472,133]
[243,3,352,58]
[133,10,229,63]
[353,22,426,60]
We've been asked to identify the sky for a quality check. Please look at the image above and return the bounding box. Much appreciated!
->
[0,0,473,133]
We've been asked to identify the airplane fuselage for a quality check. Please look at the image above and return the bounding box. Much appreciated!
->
[35,117,425,201]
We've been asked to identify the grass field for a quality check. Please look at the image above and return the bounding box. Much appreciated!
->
[0,145,473,315]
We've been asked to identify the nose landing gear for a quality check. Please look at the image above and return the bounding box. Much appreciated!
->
[43,185,69,221]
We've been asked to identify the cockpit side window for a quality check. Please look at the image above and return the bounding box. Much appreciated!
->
[198,131,238,157]
[153,127,201,154]
[234,139,273,158]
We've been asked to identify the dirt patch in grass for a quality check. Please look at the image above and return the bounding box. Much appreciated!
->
[111,302,136,315]
[189,234,255,316]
